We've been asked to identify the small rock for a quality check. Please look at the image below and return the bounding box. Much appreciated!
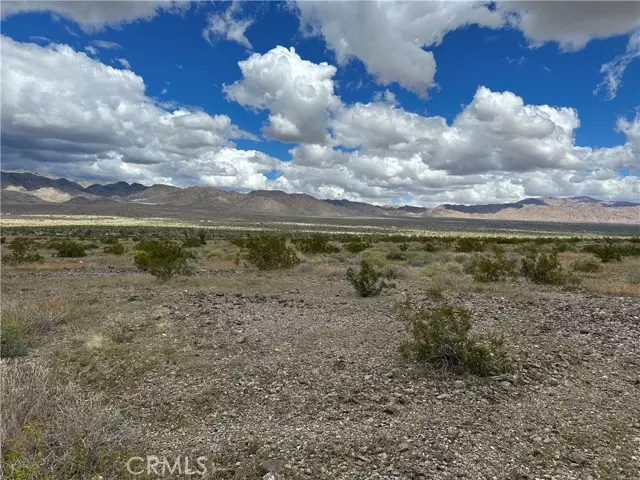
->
[436,393,451,400]
[237,336,247,344]
[383,404,398,415]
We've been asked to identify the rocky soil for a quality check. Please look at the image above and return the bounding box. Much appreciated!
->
[22,267,636,480]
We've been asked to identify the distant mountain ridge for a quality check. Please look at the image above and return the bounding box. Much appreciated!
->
[1,170,638,224]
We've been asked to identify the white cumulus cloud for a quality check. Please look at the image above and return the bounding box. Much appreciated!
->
[0,36,280,189]
[224,46,340,144]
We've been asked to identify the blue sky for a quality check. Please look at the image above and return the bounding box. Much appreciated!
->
[1,1,638,205]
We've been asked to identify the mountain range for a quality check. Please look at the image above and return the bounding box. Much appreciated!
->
[1,170,638,224]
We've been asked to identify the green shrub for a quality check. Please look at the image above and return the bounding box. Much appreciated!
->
[421,242,437,252]
[464,246,516,282]
[396,301,512,376]
[361,251,388,268]
[2,237,44,265]
[198,230,208,245]
[133,239,195,282]
[455,237,484,253]
[244,235,300,271]
[103,243,125,255]
[520,249,565,284]
[582,244,622,262]
[1,236,5,244]
[101,236,120,245]
[386,250,407,261]
[399,243,409,252]
[182,237,203,248]
[346,259,389,297]
[50,239,86,258]
[228,237,247,248]
[293,236,340,254]
[0,321,28,358]
[571,257,603,273]
[345,240,369,254]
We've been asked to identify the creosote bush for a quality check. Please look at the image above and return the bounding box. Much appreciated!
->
[396,300,512,376]
[582,244,622,263]
[182,236,203,248]
[293,236,340,254]
[571,257,603,273]
[103,243,125,255]
[455,237,484,253]
[244,235,300,271]
[344,240,369,254]
[520,248,565,285]
[133,239,195,282]
[346,259,390,297]
[2,237,44,265]
[464,246,516,282]
[50,239,86,258]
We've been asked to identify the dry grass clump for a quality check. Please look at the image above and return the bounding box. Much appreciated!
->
[1,297,76,358]
[1,361,134,479]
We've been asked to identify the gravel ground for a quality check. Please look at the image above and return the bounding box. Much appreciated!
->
[3,262,639,480]
[16,267,632,480]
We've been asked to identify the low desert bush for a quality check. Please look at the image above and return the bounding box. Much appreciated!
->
[103,243,125,255]
[198,229,208,245]
[2,237,44,265]
[455,237,484,253]
[1,321,28,358]
[464,246,516,282]
[396,300,512,376]
[293,236,340,254]
[421,242,437,252]
[182,236,203,248]
[100,235,120,245]
[361,251,388,268]
[1,361,134,479]
[386,250,407,261]
[571,257,603,273]
[133,239,195,282]
[520,249,565,285]
[50,239,86,258]
[244,235,300,271]
[346,259,390,297]
[345,240,369,254]
[582,244,622,263]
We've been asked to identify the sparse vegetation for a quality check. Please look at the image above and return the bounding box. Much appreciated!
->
[571,257,603,273]
[344,239,369,254]
[396,300,512,376]
[520,248,566,285]
[455,237,484,253]
[2,237,44,265]
[50,239,87,258]
[346,259,389,297]
[102,243,126,255]
[133,238,195,281]
[244,235,300,270]
[182,236,203,248]
[1,361,135,479]
[293,236,340,254]
[583,243,622,262]
[464,246,516,282]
